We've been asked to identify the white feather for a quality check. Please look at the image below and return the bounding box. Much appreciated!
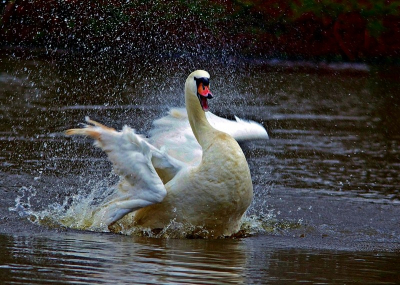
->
[149,108,269,165]
[68,118,167,227]
[66,70,269,235]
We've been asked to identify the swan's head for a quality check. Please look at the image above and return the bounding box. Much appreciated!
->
[186,70,213,112]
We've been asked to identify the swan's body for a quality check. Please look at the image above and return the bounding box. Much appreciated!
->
[66,70,268,238]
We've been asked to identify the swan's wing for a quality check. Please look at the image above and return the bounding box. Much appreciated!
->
[148,108,268,165]
[206,111,269,141]
[149,108,203,165]
[65,117,174,227]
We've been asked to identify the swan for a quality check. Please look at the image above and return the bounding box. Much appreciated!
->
[66,70,268,238]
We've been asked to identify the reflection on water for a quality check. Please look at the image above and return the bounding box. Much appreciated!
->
[1,57,400,283]
[0,233,250,284]
[1,233,399,284]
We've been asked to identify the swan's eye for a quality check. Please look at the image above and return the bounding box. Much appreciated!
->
[194,77,210,88]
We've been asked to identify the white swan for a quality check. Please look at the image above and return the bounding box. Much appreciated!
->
[66,70,268,238]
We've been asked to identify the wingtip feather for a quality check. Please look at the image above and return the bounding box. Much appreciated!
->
[65,117,116,140]
[85,117,115,131]
[65,128,102,140]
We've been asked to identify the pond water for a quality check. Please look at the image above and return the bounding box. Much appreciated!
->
[1,55,399,284]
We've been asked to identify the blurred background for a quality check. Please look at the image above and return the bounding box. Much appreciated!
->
[1,0,400,62]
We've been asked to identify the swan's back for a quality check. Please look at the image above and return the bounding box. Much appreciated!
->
[134,128,253,237]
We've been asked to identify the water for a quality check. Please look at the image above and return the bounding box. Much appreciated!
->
[1,56,400,284]
[1,233,399,284]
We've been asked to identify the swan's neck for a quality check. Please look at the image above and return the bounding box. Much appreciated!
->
[185,88,213,147]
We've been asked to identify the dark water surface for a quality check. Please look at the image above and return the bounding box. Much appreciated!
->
[1,56,400,284]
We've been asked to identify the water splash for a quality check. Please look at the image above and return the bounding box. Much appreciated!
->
[9,186,37,219]
[10,178,117,232]
[9,180,303,239]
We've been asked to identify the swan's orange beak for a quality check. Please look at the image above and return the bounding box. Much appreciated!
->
[197,82,213,112]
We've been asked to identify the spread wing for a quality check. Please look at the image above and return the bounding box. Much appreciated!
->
[207,111,269,141]
[65,109,268,228]
[149,108,269,165]
[149,109,203,165]
[65,117,180,228]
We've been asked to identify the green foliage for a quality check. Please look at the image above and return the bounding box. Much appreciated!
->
[85,5,131,35]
